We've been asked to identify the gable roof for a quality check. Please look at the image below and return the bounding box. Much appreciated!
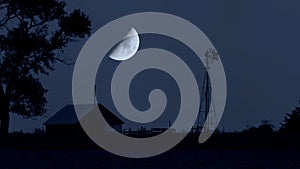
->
[44,104,124,125]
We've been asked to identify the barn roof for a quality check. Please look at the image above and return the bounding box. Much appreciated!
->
[44,104,124,125]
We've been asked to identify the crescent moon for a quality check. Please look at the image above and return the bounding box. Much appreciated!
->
[109,27,140,61]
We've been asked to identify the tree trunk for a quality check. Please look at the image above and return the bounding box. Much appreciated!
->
[0,108,9,135]
[0,84,9,136]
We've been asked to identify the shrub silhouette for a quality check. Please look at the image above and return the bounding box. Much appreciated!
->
[243,120,274,135]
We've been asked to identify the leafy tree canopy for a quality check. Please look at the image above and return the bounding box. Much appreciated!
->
[0,0,91,133]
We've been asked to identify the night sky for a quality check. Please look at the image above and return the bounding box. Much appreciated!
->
[10,0,300,132]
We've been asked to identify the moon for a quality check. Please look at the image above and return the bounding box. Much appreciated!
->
[109,27,140,61]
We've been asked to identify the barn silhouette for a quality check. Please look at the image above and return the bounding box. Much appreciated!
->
[44,104,124,135]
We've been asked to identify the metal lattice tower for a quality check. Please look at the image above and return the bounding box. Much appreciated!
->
[196,48,219,132]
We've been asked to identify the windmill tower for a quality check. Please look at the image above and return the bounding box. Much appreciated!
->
[196,48,219,133]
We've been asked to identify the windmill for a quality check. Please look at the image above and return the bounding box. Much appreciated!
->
[195,48,219,133]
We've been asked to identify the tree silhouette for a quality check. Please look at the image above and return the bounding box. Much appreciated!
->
[0,0,91,135]
[279,107,300,134]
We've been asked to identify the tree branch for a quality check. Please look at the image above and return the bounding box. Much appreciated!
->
[28,19,47,30]
[54,57,74,66]
[0,4,8,10]
[0,15,16,28]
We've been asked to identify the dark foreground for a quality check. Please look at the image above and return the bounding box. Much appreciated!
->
[0,150,299,169]
[1,133,300,168]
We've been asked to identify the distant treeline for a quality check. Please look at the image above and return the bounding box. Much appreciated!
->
[242,106,300,134]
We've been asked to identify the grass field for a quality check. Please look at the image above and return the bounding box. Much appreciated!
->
[0,150,300,169]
